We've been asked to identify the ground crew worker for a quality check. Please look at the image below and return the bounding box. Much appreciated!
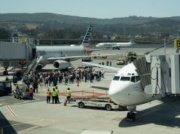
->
[5,76,9,81]
[29,87,34,100]
[66,87,71,104]
[106,60,109,66]
[55,86,60,103]
[109,61,112,66]
[51,88,56,104]
[46,89,51,103]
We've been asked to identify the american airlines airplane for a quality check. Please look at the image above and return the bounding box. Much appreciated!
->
[96,40,134,50]
[82,61,161,120]
[35,25,94,70]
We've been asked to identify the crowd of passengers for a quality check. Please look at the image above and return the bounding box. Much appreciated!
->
[23,67,105,91]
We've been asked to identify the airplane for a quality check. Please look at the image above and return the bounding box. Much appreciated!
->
[1,25,117,75]
[33,25,94,70]
[82,61,161,121]
[0,25,94,75]
[96,39,135,50]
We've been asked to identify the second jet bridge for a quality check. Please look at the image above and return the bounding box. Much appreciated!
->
[134,54,180,96]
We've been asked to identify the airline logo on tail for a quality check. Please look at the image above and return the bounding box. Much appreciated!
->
[82,25,93,54]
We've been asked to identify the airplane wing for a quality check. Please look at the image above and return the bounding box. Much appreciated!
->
[91,53,120,57]
[47,55,93,61]
[47,54,120,61]
[82,62,120,71]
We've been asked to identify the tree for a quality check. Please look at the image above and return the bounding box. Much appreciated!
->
[0,28,10,39]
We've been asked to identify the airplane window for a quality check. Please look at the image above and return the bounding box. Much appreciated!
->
[113,76,120,80]
[136,76,140,82]
[120,77,130,81]
[131,77,136,82]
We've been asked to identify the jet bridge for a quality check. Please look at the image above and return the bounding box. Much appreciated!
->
[0,41,37,74]
[134,54,180,96]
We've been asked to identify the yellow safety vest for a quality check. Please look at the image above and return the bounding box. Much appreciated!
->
[52,91,56,96]
[55,89,59,96]
[66,90,71,97]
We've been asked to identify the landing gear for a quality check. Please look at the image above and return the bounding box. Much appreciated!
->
[126,106,136,121]
[126,112,136,121]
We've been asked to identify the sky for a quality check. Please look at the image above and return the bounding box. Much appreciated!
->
[0,0,180,19]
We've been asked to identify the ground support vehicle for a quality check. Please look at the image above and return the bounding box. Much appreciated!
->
[75,97,126,111]
[116,59,126,65]
[13,84,31,99]
[125,51,137,63]
[112,46,120,50]
[0,81,12,96]
[116,51,137,65]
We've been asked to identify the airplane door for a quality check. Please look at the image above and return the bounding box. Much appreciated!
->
[32,48,36,59]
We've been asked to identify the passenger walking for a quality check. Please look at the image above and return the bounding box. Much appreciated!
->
[33,81,38,93]
[101,69,105,78]
[46,89,51,103]
[53,74,58,86]
[44,76,49,87]
[29,87,34,100]
[13,75,18,85]
[58,74,63,84]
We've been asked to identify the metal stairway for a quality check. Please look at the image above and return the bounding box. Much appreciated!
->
[23,56,43,76]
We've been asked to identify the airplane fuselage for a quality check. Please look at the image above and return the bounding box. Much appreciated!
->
[36,45,85,64]
[108,63,158,106]
[96,42,133,49]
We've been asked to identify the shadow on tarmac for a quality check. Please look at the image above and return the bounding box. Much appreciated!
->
[0,111,17,133]
[119,98,180,128]
[0,110,40,133]
[90,86,109,90]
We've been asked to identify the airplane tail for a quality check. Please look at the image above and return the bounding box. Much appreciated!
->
[129,38,135,45]
[81,25,93,54]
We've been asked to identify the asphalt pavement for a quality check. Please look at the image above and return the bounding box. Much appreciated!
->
[0,47,180,134]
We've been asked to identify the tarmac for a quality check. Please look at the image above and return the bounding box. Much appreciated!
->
[0,47,180,134]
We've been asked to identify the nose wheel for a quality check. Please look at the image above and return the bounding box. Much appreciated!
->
[126,112,136,121]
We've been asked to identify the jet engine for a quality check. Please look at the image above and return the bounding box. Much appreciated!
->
[53,60,70,69]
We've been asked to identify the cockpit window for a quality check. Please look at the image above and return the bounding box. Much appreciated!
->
[131,76,140,83]
[113,76,120,80]
[120,77,130,81]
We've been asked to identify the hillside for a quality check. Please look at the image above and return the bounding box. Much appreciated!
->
[0,13,157,25]
[0,13,180,42]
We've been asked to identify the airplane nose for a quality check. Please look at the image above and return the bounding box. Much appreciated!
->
[108,85,118,97]
[108,82,122,104]
[108,81,129,105]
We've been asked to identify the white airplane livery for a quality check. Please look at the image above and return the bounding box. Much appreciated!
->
[82,61,160,120]
[35,25,93,70]
[96,40,134,50]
